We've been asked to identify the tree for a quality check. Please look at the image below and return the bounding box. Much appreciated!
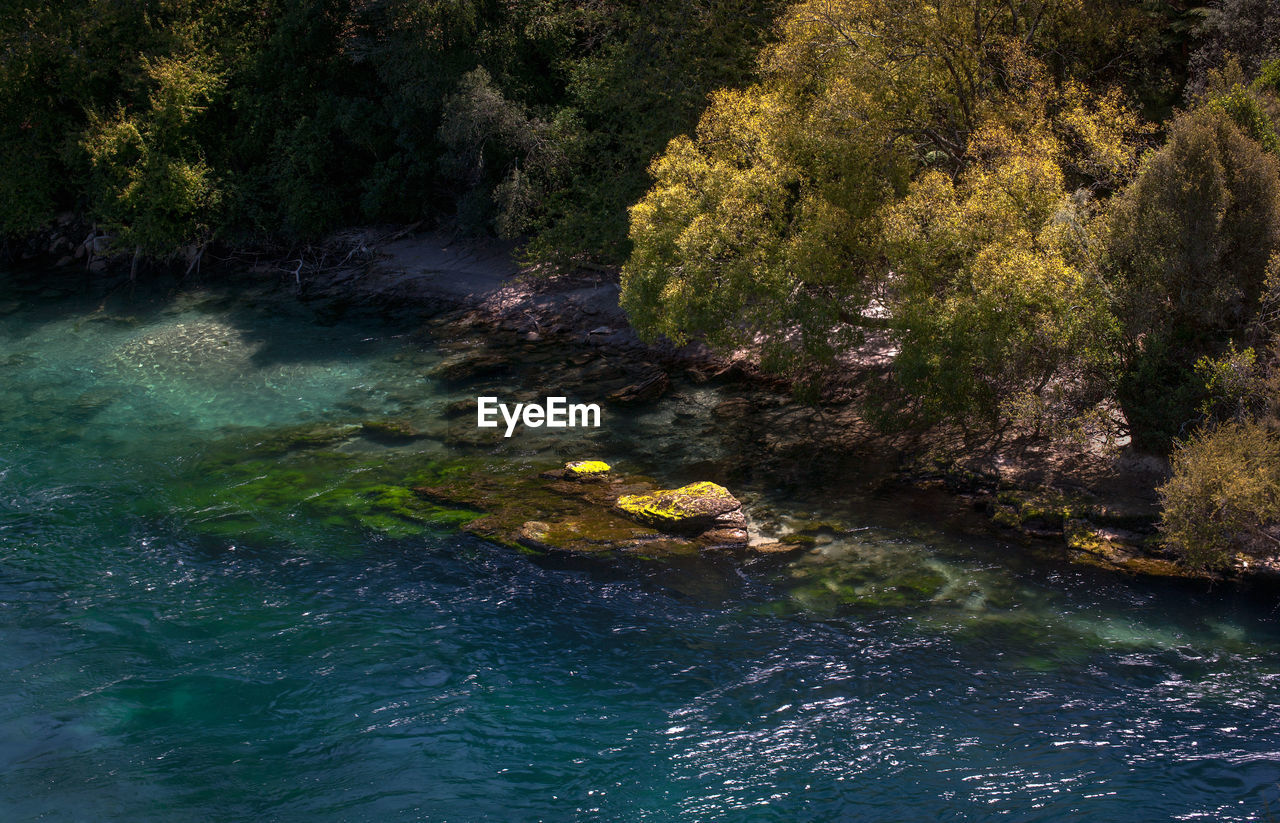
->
[84,54,224,266]
[882,83,1127,429]
[1188,0,1280,97]
[0,0,207,240]
[1105,103,1280,449]
[623,1,1147,427]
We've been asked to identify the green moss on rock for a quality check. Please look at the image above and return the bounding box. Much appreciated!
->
[1065,518,1188,577]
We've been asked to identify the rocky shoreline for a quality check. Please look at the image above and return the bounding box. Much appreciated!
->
[9,228,1271,583]
[290,229,1221,581]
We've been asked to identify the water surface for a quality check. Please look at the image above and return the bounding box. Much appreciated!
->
[1,275,1279,821]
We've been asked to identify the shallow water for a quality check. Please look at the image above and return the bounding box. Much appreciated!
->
[2,274,1280,821]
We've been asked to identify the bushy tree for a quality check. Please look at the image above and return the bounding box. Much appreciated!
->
[437,68,570,237]
[623,1,1146,427]
[622,81,905,378]
[84,54,224,258]
[1105,103,1280,449]
[881,66,1135,428]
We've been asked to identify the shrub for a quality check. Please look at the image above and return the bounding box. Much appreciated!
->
[1159,421,1280,570]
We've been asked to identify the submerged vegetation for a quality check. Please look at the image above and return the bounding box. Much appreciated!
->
[8,0,1280,572]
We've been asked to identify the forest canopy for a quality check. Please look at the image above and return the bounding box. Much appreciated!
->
[0,0,784,261]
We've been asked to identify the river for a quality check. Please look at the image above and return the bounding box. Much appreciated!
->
[1,272,1278,821]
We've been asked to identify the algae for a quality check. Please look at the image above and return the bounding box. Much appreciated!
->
[162,428,483,547]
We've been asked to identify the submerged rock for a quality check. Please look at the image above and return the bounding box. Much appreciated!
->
[411,465,764,555]
[113,318,259,381]
[248,422,362,455]
[165,439,484,546]
[413,466,696,555]
[361,418,421,443]
[615,481,747,544]
[428,351,511,381]
[512,516,694,555]
[607,370,668,404]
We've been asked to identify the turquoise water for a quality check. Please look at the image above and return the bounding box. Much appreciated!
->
[3,275,1280,821]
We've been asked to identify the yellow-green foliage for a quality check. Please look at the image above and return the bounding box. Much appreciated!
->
[881,56,1137,426]
[84,54,223,255]
[1194,343,1260,421]
[622,81,899,372]
[623,1,1145,425]
[1159,421,1280,570]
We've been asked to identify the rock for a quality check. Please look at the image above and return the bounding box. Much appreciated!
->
[608,370,668,404]
[750,540,808,554]
[428,352,510,381]
[563,459,611,480]
[615,481,747,537]
[67,387,124,422]
[443,399,475,419]
[1064,518,1186,577]
[415,467,684,555]
[699,527,750,547]
[713,397,754,420]
[361,418,421,443]
[513,517,689,554]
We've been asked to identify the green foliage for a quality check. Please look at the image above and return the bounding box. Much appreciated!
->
[1194,343,1260,420]
[1258,59,1280,93]
[500,0,787,263]
[1209,86,1280,154]
[0,0,782,261]
[1106,103,1280,449]
[437,67,567,238]
[1159,421,1280,570]
[84,54,224,254]
[622,81,903,378]
[883,108,1122,428]
[0,0,201,238]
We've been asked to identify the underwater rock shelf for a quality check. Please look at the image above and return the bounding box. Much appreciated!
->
[414,461,775,556]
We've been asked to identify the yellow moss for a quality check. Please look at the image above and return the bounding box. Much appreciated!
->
[565,460,611,478]
[1065,519,1104,553]
[616,482,735,524]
